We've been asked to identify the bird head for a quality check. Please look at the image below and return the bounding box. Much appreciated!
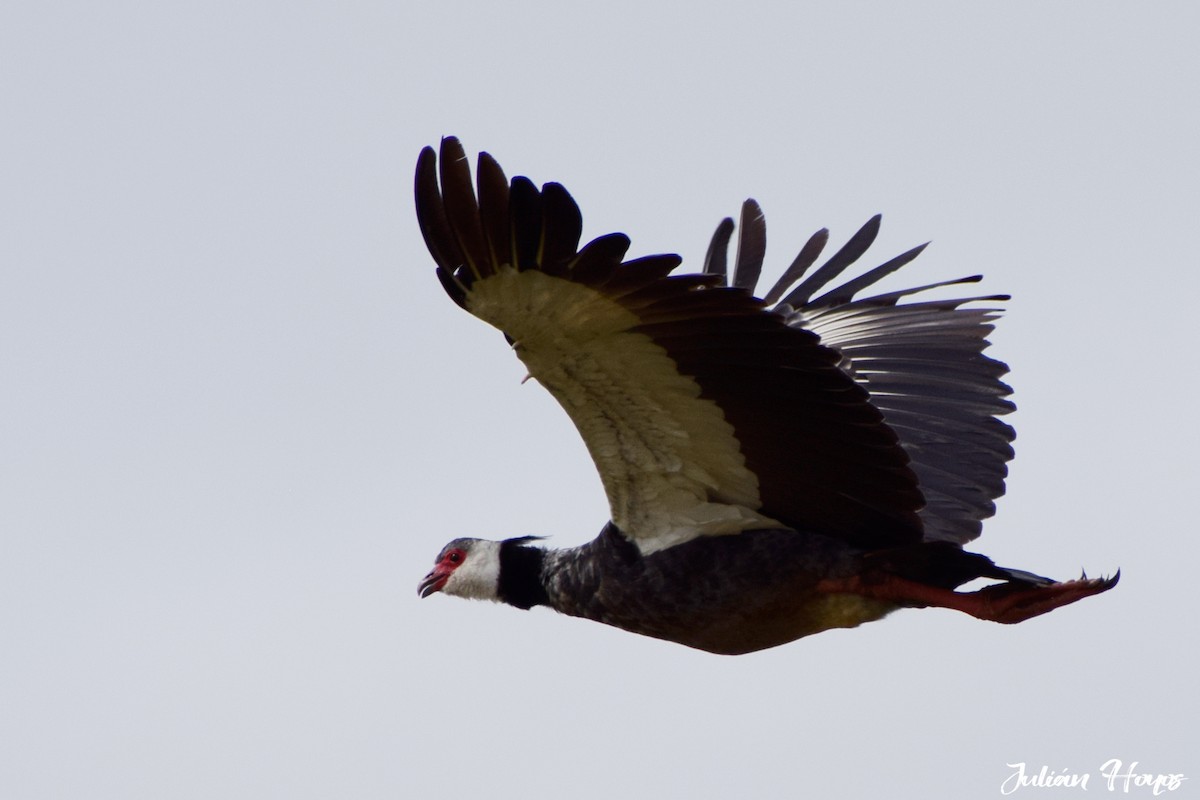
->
[418,538,503,601]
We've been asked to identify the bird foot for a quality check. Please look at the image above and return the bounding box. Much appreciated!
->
[817,570,1119,624]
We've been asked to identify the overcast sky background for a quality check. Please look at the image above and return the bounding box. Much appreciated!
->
[2,3,1197,798]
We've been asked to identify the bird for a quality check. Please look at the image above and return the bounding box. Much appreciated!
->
[414,137,1117,655]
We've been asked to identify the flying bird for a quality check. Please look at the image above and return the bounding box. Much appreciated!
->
[414,137,1116,655]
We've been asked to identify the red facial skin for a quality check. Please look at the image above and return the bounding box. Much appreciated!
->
[418,547,466,598]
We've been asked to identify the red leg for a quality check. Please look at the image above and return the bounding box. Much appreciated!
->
[817,571,1119,624]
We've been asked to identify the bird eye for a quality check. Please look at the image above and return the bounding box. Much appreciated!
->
[446,550,464,564]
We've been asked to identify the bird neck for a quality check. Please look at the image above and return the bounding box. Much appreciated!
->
[497,540,550,610]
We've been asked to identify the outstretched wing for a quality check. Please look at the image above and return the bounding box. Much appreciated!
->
[416,138,925,554]
[704,201,1015,545]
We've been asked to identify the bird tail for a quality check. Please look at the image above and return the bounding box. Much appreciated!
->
[863,541,1053,590]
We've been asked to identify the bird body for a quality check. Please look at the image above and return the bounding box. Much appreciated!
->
[414,137,1116,654]
[422,527,895,655]
[544,526,896,655]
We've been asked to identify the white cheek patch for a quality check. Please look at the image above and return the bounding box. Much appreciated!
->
[467,268,779,554]
[443,540,503,602]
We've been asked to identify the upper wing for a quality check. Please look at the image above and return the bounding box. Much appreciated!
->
[704,202,1015,545]
[415,138,924,554]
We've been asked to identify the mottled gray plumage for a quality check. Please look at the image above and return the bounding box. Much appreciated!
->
[540,524,879,654]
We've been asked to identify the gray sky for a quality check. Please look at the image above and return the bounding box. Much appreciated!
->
[2,2,1196,798]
